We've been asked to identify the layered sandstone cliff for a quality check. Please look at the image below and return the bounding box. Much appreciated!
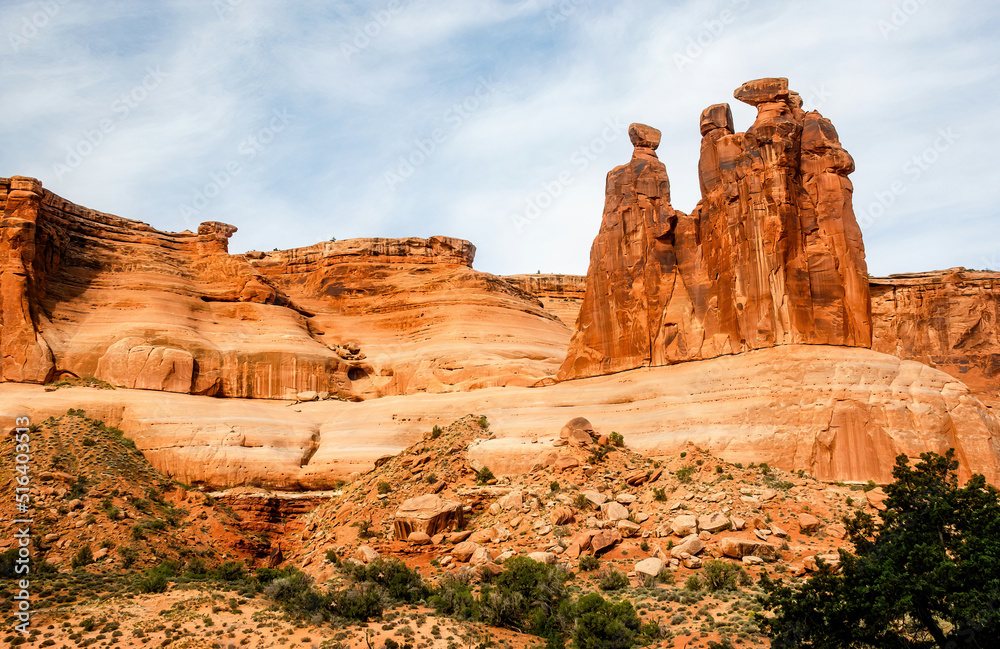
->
[872,268,1000,407]
[0,177,570,400]
[559,78,871,380]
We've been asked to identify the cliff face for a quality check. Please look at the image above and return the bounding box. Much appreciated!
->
[872,269,1000,407]
[503,274,587,327]
[0,177,570,400]
[559,78,871,380]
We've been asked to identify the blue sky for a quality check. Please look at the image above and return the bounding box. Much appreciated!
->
[2,0,998,276]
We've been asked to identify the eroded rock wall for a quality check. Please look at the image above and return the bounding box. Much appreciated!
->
[0,178,570,400]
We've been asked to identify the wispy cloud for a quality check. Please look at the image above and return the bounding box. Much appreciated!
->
[1,0,997,276]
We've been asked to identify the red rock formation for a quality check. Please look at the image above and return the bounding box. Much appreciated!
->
[0,177,569,399]
[559,78,872,380]
[502,274,585,327]
[871,268,1000,407]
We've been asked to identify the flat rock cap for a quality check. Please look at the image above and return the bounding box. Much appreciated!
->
[629,123,661,150]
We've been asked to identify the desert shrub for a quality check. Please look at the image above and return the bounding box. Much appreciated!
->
[608,432,624,447]
[0,548,21,578]
[676,466,695,483]
[426,473,437,484]
[702,560,746,592]
[430,572,477,620]
[478,556,571,641]
[265,571,331,620]
[550,481,560,493]
[331,582,383,621]
[475,466,496,485]
[685,574,703,591]
[355,520,376,539]
[578,555,600,571]
[597,567,629,592]
[342,558,428,604]
[71,546,93,569]
[653,487,667,502]
[431,425,443,439]
[212,561,246,582]
[378,481,392,495]
[477,415,489,429]
[573,493,590,509]
[325,549,339,564]
[117,546,138,568]
[574,593,641,649]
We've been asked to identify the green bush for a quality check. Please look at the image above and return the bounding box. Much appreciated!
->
[475,466,496,485]
[212,561,246,582]
[597,567,629,591]
[71,546,93,569]
[264,571,331,620]
[574,593,641,649]
[578,555,600,571]
[477,415,489,429]
[430,573,477,620]
[342,558,428,603]
[479,556,571,640]
[702,560,746,592]
[137,568,169,594]
[675,466,695,483]
[431,425,443,439]
[378,481,392,494]
[653,487,667,502]
[608,432,625,447]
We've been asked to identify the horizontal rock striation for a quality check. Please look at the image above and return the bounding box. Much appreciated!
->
[0,177,570,400]
[871,268,1000,407]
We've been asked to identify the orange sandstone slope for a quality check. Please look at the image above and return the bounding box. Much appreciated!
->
[0,176,569,400]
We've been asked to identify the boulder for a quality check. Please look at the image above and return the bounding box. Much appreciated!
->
[697,512,730,534]
[671,515,698,537]
[634,557,664,579]
[549,506,575,526]
[356,545,379,563]
[527,551,558,565]
[407,532,431,545]
[601,502,630,522]
[393,494,464,540]
[670,534,704,559]
[591,530,621,554]
[452,541,480,563]
[720,537,777,561]
[798,513,821,533]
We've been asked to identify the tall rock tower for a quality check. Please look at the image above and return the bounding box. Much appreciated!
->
[559,78,872,380]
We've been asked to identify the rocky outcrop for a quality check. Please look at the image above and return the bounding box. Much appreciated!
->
[392,494,464,540]
[871,269,1000,407]
[559,78,871,380]
[503,274,586,327]
[0,177,570,400]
